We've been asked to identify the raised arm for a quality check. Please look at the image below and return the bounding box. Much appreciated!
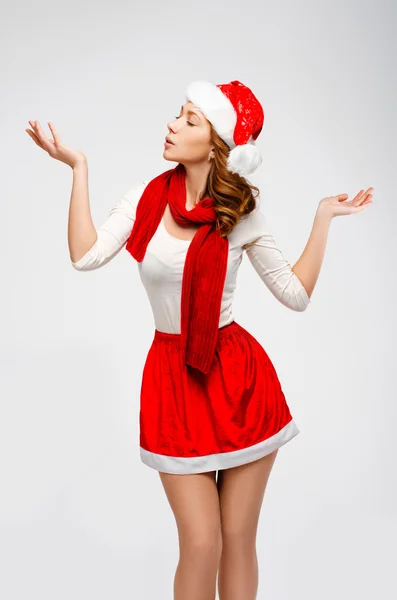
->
[242,187,374,311]
[24,119,147,272]
[71,180,148,271]
[241,209,311,312]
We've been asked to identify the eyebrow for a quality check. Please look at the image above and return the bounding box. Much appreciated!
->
[180,105,202,120]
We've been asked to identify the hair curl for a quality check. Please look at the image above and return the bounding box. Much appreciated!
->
[201,124,261,238]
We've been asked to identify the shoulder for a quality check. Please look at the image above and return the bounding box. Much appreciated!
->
[119,180,149,207]
[109,180,149,217]
[228,198,269,249]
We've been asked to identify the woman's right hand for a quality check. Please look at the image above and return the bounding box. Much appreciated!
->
[26,120,87,169]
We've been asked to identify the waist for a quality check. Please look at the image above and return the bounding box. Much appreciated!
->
[154,319,240,343]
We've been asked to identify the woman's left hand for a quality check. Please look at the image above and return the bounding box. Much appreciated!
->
[318,187,374,219]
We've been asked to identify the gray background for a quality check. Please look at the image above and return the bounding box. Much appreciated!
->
[1,0,395,598]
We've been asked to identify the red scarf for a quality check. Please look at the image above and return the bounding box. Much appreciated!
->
[125,163,229,374]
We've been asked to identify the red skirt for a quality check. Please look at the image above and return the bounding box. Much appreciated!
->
[139,320,300,474]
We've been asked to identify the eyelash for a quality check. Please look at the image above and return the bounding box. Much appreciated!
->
[175,115,195,126]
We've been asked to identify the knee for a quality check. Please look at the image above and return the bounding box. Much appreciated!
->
[180,527,223,561]
[221,523,256,552]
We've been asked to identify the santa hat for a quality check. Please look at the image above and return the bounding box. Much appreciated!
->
[185,79,264,177]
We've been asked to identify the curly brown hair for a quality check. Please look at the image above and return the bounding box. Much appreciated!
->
[198,124,261,238]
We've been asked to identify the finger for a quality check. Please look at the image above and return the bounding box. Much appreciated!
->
[352,199,373,212]
[27,122,39,138]
[356,188,374,206]
[335,193,349,202]
[48,121,61,144]
[33,120,46,140]
[32,120,52,150]
[29,120,41,135]
[354,187,374,205]
[365,187,374,201]
[361,193,373,206]
[351,189,365,204]
[26,128,45,149]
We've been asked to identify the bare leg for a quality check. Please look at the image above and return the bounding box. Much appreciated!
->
[216,449,279,600]
[159,469,222,600]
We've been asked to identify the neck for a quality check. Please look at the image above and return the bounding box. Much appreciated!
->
[182,162,212,208]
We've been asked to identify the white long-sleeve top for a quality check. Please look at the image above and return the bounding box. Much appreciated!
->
[71,180,310,332]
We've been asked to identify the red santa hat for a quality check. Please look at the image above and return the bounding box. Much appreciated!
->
[185,79,265,177]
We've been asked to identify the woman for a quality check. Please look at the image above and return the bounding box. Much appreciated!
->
[26,79,373,600]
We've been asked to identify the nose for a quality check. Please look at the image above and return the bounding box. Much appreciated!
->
[167,115,182,133]
[167,120,177,133]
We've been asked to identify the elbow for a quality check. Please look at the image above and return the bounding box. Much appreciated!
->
[70,249,111,271]
[292,281,311,312]
[70,251,95,271]
[70,234,100,271]
[71,261,89,272]
[269,270,311,313]
[282,288,311,312]
[71,261,90,272]
[292,302,309,313]
[70,240,104,271]
[293,294,311,312]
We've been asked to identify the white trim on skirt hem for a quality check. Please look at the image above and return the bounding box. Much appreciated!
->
[140,418,300,474]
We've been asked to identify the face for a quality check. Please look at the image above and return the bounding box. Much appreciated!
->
[164,101,214,165]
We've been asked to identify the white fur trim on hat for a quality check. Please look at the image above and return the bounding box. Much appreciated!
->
[185,80,237,149]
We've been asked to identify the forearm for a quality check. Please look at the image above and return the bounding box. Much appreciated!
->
[67,158,97,263]
[292,205,333,299]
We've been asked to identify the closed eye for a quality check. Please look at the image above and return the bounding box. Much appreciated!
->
[174,116,195,126]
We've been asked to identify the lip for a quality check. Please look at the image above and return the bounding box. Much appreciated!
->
[165,136,175,145]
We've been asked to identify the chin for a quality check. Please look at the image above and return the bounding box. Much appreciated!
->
[163,149,179,162]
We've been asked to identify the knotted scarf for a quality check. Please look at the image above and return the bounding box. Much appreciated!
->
[125,163,229,375]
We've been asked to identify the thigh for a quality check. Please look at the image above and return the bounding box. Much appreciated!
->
[159,470,222,548]
[217,450,279,538]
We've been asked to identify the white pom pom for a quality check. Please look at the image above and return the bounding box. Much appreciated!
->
[226,141,262,177]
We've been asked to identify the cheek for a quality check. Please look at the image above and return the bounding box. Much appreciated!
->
[186,131,210,157]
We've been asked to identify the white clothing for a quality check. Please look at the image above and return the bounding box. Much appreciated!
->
[71,180,310,331]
